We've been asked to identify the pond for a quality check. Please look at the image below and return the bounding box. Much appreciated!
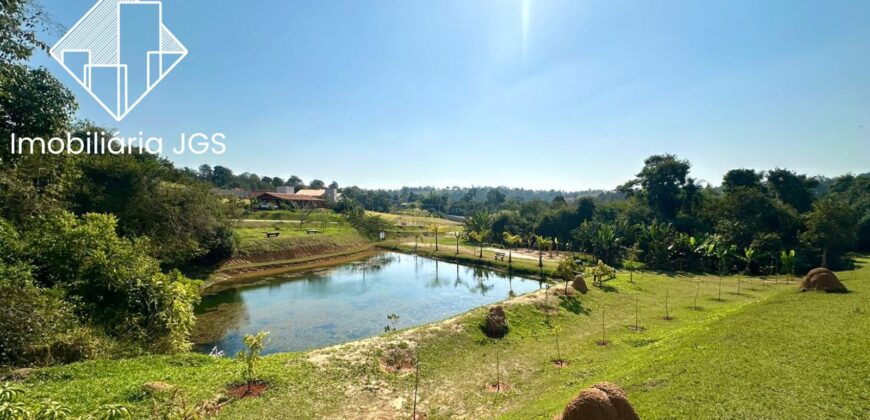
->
[193,252,542,355]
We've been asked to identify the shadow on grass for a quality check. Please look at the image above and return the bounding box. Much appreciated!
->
[595,283,619,293]
[558,295,591,315]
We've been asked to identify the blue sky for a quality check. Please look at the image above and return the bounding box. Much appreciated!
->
[34,0,870,190]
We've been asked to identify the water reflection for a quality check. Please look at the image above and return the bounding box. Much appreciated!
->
[193,252,539,355]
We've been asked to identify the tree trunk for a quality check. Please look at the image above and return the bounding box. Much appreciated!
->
[821,247,828,268]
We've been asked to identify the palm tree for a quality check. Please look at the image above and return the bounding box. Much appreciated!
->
[535,235,552,269]
[428,224,442,252]
[453,229,466,255]
[469,230,490,259]
[503,232,523,268]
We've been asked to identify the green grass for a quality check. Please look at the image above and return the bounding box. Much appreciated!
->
[233,223,365,257]
[11,257,869,419]
[368,211,461,228]
[242,210,345,223]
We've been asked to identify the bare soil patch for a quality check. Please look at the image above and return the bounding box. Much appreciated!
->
[227,381,269,399]
[486,382,512,393]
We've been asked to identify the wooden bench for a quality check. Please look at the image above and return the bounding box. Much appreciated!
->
[265,232,280,238]
[494,252,506,261]
[306,229,321,235]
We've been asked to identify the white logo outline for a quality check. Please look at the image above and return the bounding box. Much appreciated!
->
[50,0,188,121]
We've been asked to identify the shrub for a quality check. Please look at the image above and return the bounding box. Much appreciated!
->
[237,331,270,387]
[0,263,78,365]
[24,212,201,354]
[484,306,508,338]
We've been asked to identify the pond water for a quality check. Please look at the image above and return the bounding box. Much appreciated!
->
[193,252,542,355]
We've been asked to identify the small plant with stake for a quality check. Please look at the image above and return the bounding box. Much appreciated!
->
[630,295,644,332]
[552,325,566,367]
[597,300,608,346]
[664,288,672,320]
[236,331,270,397]
[412,351,421,418]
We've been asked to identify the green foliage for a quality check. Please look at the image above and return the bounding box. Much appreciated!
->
[236,331,270,385]
[0,64,78,165]
[780,250,796,278]
[94,404,132,420]
[802,196,859,267]
[36,401,72,419]
[70,154,241,267]
[23,212,200,353]
[339,200,394,240]
[554,258,579,283]
[0,212,200,365]
[588,260,617,286]
[618,154,693,220]
[464,211,493,236]
[0,382,28,420]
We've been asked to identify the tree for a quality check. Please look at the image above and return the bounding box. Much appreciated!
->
[296,200,320,230]
[212,166,234,188]
[1,64,77,165]
[428,224,442,251]
[236,331,270,396]
[328,181,339,189]
[453,229,465,255]
[555,258,579,294]
[486,189,506,207]
[198,164,214,181]
[766,169,818,213]
[286,176,303,187]
[469,230,489,259]
[723,169,763,192]
[309,179,326,189]
[503,232,523,267]
[801,196,859,268]
[619,154,692,220]
[0,0,51,64]
[535,235,552,269]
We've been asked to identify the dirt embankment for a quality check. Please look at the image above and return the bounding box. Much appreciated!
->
[202,242,377,294]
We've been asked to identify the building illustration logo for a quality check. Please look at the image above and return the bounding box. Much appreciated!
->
[50,0,187,121]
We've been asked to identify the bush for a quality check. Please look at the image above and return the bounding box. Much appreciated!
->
[484,306,509,338]
[0,264,77,365]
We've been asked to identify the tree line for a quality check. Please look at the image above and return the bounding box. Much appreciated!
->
[1,2,239,366]
[455,155,868,275]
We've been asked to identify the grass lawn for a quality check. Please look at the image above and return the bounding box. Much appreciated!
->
[368,211,461,228]
[232,222,365,257]
[11,257,869,419]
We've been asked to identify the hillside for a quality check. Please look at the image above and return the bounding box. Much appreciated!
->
[11,257,868,419]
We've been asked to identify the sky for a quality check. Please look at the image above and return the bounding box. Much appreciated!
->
[33,0,870,190]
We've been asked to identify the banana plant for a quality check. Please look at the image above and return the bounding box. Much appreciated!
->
[780,249,796,283]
